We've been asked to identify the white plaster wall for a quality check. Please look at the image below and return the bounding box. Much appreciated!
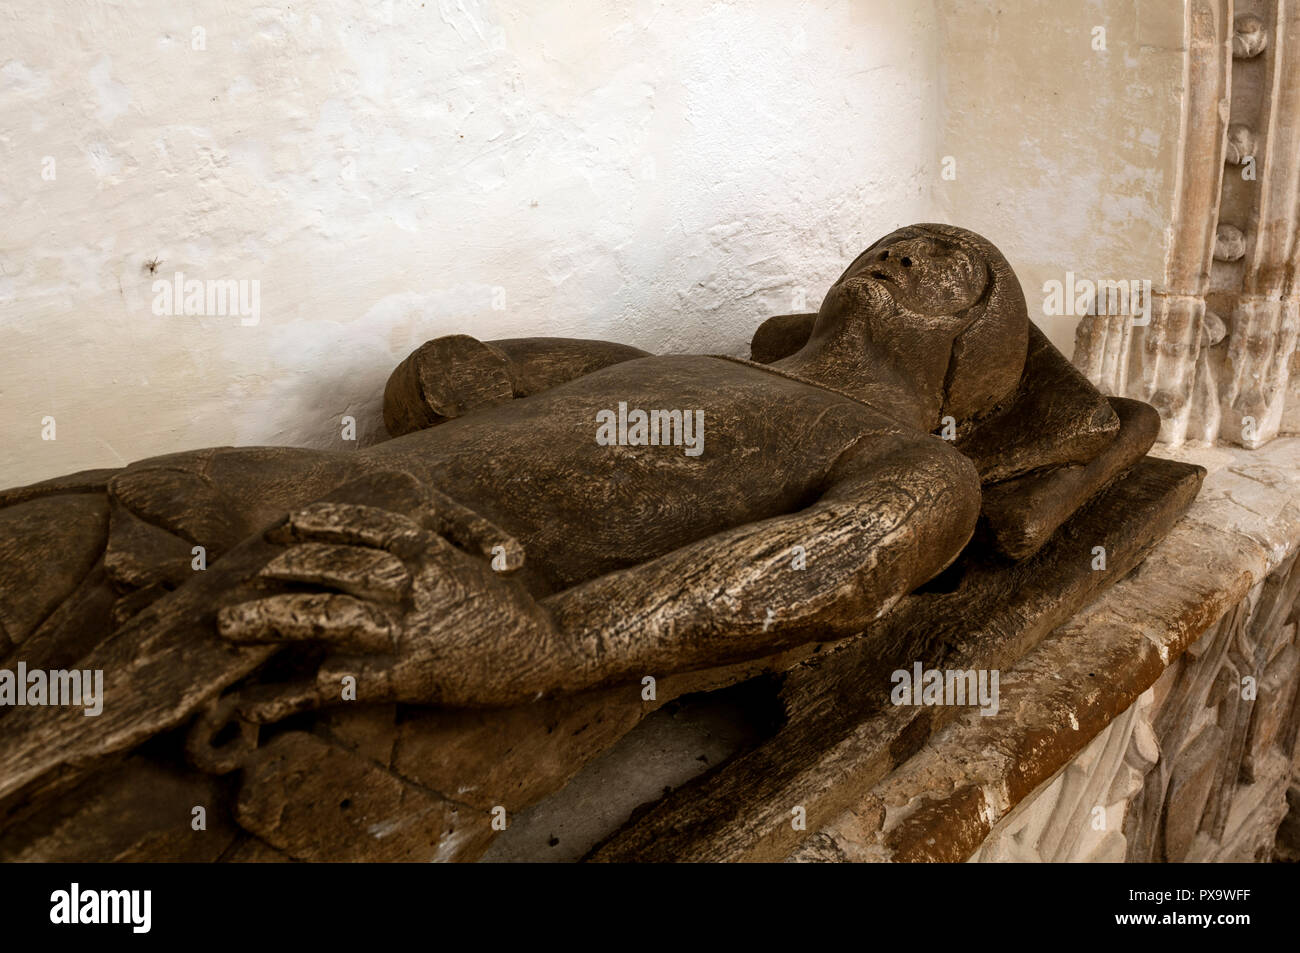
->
[935,0,1187,356]
[0,0,940,487]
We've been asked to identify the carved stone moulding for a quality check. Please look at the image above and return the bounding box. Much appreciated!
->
[971,547,1300,864]
[1221,295,1300,447]
[784,436,1300,863]
[1073,1,1300,451]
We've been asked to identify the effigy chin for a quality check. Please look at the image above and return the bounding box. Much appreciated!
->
[0,223,1225,862]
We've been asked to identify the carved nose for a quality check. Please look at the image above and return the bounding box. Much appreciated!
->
[882,238,939,267]
[871,244,925,280]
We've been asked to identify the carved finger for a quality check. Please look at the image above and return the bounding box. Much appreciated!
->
[258,542,411,601]
[186,695,259,774]
[186,681,327,774]
[217,593,397,653]
[233,680,329,724]
[266,501,433,559]
[316,654,426,706]
[274,475,524,570]
[424,485,525,571]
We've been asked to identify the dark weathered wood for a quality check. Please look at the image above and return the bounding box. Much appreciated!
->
[748,315,1119,486]
[954,322,1118,484]
[587,457,1204,862]
[0,223,1195,861]
[980,397,1160,559]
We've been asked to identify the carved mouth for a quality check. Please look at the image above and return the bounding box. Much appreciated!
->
[839,274,898,311]
[845,272,896,295]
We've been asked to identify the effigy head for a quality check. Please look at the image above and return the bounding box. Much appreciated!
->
[817,223,1029,423]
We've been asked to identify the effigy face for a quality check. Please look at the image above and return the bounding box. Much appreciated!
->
[0,224,1202,862]
[831,227,988,317]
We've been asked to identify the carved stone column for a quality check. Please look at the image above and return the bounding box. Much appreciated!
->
[1074,0,1230,446]
[1218,4,1300,447]
[1074,1,1300,450]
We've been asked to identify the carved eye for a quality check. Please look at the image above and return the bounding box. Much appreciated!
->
[880,250,889,260]
[900,256,913,267]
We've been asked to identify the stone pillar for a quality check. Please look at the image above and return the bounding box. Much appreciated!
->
[1074,0,1231,446]
[1219,4,1300,447]
[1075,1,1300,449]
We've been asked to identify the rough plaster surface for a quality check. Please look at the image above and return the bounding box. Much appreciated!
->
[935,0,1186,355]
[0,0,940,487]
[2,1,1198,488]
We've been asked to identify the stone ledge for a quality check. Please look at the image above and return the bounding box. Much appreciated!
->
[791,438,1300,862]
